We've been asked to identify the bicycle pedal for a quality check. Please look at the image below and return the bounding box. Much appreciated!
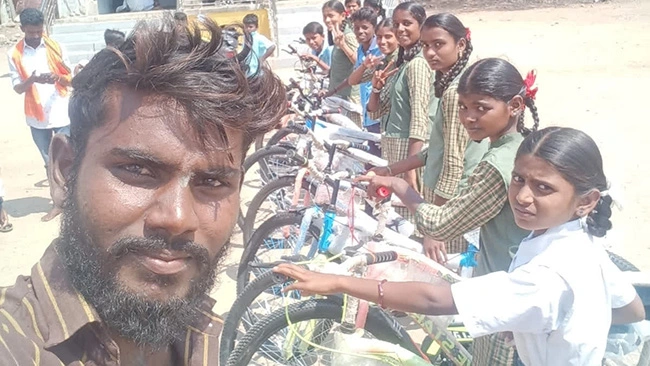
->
[279,254,309,262]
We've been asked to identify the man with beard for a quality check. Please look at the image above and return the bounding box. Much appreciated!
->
[0,16,286,365]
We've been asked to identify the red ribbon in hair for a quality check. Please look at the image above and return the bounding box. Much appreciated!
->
[465,27,471,41]
[523,70,538,100]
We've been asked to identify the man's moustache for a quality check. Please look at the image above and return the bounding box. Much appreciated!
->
[107,236,210,266]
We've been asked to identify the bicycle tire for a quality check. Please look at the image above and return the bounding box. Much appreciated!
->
[266,127,305,148]
[225,298,421,366]
[607,251,640,272]
[220,267,304,365]
[240,146,299,231]
[242,174,318,245]
[237,211,321,295]
[243,144,297,181]
[604,251,650,366]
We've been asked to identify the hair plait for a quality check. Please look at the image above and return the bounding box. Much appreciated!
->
[434,40,472,97]
[516,97,540,136]
[586,195,613,238]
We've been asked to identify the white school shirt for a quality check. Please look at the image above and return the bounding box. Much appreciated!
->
[451,220,637,366]
[7,39,71,130]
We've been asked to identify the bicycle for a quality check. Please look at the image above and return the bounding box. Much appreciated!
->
[226,247,472,365]
[241,117,386,243]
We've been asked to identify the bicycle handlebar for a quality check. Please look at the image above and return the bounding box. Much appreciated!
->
[364,251,398,265]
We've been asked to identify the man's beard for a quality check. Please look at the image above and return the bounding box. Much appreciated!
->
[56,183,230,349]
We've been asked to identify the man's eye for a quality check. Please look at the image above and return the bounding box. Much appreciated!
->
[434,42,442,48]
[537,184,551,191]
[512,175,523,183]
[477,106,487,112]
[122,164,151,176]
[202,178,224,188]
[458,104,467,110]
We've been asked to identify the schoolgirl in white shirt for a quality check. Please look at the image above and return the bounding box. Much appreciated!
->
[274,126,645,365]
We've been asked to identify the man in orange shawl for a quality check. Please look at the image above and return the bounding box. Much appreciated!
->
[8,8,71,221]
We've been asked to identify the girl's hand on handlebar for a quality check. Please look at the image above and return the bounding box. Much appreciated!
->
[354,174,403,199]
[423,236,448,264]
[273,263,341,296]
[300,53,316,61]
[367,166,391,177]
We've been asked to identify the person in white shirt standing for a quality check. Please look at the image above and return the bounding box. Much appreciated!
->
[274,126,646,365]
[7,8,72,221]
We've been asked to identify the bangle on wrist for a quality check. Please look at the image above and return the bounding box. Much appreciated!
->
[372,87,382,94]
[377,279,388,309]
[386,165,393,176]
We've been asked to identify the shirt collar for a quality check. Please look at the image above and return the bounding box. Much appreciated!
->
[22,37,45,50]
[489,132,524,149]
[31,242,220,351]
[510,219,583,270]
[367,36,378,53]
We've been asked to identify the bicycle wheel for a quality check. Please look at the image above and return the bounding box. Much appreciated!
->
[607,251,640,272]
[266,126,305,148]
[237,211,321,295]
[604,252,650,366]
[240,145,300,230]
[225,298,422,366]
[242,174,320,245]
[243,144,299,185]
[220,268,305,365]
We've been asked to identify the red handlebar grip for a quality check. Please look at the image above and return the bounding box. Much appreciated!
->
[376,186,390,198]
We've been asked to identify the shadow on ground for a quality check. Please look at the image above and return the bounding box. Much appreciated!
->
[4,196,52,218]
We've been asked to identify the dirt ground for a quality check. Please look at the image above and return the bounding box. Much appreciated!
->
[1,0,649,321]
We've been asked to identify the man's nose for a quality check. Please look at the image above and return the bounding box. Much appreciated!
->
[144,180,200,240]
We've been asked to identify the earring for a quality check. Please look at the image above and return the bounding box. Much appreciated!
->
[578,209,584,216]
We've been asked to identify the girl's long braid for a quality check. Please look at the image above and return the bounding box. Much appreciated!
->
[396,42,423,67]
[434,40,473,98]
[517,97,540,136]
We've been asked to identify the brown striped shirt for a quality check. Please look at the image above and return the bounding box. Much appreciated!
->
[0,243,223,365]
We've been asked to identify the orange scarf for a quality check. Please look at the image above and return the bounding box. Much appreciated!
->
[11,36,71,122]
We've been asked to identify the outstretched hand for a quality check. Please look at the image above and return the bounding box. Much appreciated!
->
[273,263,342,297]
[362,54,385,70]
[371,60,399,90]
[332,26,345,48]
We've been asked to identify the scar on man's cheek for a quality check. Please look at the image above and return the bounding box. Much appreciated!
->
[211,201,221,221]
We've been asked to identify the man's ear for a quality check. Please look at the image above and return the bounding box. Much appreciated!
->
[576,189,601,217]
[48,134,75,209]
